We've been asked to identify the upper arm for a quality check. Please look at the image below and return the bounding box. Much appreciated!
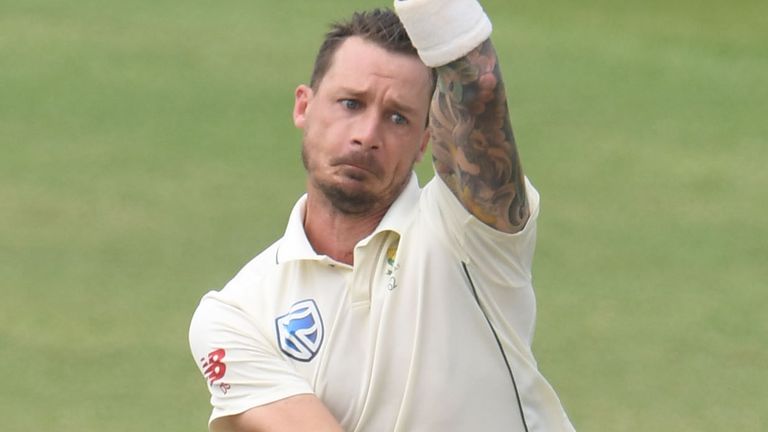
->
[429,39,529,233]
[211,394,343,432]
[189,294,317,426]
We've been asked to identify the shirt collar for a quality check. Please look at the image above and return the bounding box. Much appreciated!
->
[368,171,420,237]
[276,172,421,264]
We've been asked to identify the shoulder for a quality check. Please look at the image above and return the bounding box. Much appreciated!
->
[189,237,284,329]
[188,238,286,365]
[227,240,283,287]
[212,236,283,296]
[420,175,540,234]
[413,175,540,264]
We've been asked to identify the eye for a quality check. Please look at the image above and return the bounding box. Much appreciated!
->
[390,112,408,125]
[340,99,361,110]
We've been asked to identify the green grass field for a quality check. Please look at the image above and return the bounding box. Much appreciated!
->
[2,0,766,430]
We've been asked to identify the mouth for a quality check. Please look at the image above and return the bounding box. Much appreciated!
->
[338,165,371,181]
[331,153,382,179]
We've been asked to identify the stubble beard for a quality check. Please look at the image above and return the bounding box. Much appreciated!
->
[301,145,413,216]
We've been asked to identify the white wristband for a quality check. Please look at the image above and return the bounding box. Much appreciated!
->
[394,0,492,67]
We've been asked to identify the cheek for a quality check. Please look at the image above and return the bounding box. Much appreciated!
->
[388,138,424,174]
[306,113,343,149]
[301,129,325,171]
[302,123,345,174]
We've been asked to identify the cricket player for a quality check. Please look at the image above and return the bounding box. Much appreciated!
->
[189,0,575,430]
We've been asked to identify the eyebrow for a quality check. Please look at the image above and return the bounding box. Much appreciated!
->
[338,86,422,117]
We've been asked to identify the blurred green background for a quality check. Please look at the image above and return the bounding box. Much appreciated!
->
[2,0,766,430]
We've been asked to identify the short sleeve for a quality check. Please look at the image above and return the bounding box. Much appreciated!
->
[421,175,541,344]
[422,175,540,278]
[188,292,313,424]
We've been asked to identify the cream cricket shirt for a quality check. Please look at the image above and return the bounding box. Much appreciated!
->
[189,173,575,431]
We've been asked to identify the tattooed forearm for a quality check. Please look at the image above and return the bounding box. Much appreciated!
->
[430,39,529,233]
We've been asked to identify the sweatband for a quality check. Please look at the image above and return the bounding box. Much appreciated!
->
[394,0,492,67]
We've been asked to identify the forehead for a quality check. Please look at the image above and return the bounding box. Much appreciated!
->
[320,37,432,105]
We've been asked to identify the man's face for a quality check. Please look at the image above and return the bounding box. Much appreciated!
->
[293,36,432,215]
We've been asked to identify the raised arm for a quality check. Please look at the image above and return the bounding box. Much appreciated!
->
[431,39,528,233]
[395,0,528,233]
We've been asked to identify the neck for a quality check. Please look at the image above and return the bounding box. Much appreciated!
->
[303,193,390,266]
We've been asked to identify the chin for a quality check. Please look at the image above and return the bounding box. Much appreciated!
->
[329,187,380,215]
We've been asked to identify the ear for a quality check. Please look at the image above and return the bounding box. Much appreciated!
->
[415,128,431,163]
[293,84,314,129]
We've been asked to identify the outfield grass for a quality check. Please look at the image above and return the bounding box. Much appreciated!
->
[1,0,766,430]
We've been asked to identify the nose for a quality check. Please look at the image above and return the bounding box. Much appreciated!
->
[351,111,382,150]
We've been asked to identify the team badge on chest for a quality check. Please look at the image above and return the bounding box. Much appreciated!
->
[275,299,324,362]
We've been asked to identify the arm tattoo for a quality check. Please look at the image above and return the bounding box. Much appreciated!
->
[430,39,529,233]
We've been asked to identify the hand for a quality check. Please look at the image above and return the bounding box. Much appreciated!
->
[394,0,492,67]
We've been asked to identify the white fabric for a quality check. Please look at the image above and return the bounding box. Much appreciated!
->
[189,173,575,431]
[394,0,492,67]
